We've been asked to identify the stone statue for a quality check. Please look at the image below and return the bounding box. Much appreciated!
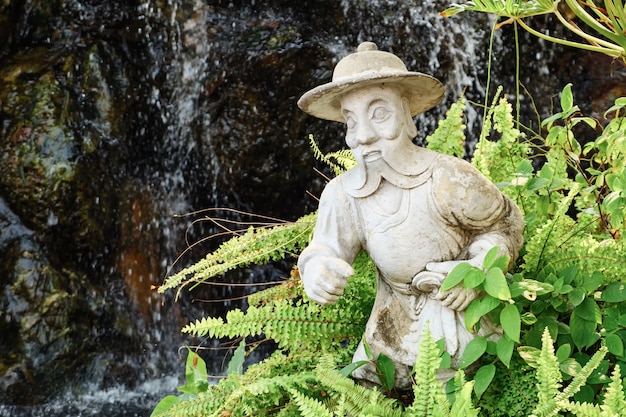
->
[296,42,524,389]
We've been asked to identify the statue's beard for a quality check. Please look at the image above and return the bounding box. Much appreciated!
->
[346,154,433,198]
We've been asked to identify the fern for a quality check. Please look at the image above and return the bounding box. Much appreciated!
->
[288,388,335,417]
[601,364,626,415]
[521,183,581,273]
[472,87,529,188]
[315,362,404,417]
[159,213,316,298]
[529,328,610,417]
[425,96,467,158]
[309,134,356,176]
[407,324,443,416]
[181,298,365,351]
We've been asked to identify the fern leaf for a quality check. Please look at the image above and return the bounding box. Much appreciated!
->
[160,213,315,298]
[602,364,626,415]
[555,345,608,405]
[448,378,480,417]
[407,323,442,417]
[425,95,467,158]
[288,388,335,417]
[530,327,562,417]
[309,134,356,175]
[316,363,403,417]
[557,400,603,417]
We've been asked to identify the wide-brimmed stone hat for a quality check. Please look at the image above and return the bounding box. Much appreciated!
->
[298,42,444,123]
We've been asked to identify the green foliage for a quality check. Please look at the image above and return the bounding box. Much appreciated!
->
[425,95,467,158]
[159,212,316,299]
[441,0,626,63]
[153,75,626,416]
[309,134,356,176]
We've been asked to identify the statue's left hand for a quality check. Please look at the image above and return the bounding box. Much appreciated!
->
[423,252,487,311]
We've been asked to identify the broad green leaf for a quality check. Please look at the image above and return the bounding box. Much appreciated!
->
[375,353,396,391]
[179,349,209,394]
[459,336,487,369]
[484,268,511,300]
[575,297,601,323]
[500,304,521,343]
[561,84,574,112]
[518,346,540,368]
[151,395,180,417]
[490,254,510,272]
[482,246,500,270]
[556,343,572,363]
[339,360,370,377]
[582,271,604,292]
[473,364,496,399]
[441,262,475,292]
[606,333,624,357]
[560,358,582,376]
[227,340,246,376]
[521,312,537,325]
[601,282,626,302]
[465,296,500,332]
[568,288,586,306]
[570,311,598,350]
[464,268,486,288]
[510,279,554,298]
[465,299,483,333]
[496,335,515,367]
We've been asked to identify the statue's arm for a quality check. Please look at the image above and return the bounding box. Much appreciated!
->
[297,180,362,305]
[422,157,524,309]
[430,156,524,270]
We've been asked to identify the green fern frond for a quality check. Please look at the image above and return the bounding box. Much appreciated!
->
[288,388,335,417]
[316,364,403,417]
[530,327,609,417]
[472,88,529,186]
[557,400,603,417]
[521,183,581,273]
[309,134,356,176]
[448,376,480,417]
[247,274,303,306]
[425,96,467,158]
[159,213,316,299]
[407,323,442,417]
[182,298,366,351]
[602,364,626,415]
[555,345,608,406]
[530,328,563,417]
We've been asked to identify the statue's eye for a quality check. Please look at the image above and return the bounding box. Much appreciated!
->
[372,107,390,121]
[345,115,356,130]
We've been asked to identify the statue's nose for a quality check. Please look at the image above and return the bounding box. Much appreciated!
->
[356,125,376,145]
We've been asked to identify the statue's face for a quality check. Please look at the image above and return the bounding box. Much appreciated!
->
[340,85,413,167]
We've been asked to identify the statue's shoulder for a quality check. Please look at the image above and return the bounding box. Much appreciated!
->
[430,153,491,188]
[430,152,506,223]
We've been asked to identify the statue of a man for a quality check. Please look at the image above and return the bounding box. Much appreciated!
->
[297,42,524,389]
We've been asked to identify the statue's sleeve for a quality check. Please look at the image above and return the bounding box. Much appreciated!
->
[431,156,524,267]
[298,178,363,275]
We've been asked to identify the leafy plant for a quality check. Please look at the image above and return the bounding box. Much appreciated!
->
[441,0,626,64]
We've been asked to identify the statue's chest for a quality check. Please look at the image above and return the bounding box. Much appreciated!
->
[358,183,462,280]
[359,183,433,237]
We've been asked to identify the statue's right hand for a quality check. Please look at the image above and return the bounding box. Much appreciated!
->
[301,257,354,305]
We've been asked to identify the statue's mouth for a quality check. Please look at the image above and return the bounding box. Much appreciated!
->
[363,150,381,162]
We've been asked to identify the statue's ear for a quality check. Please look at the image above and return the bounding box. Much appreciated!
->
[401,97,418,138]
